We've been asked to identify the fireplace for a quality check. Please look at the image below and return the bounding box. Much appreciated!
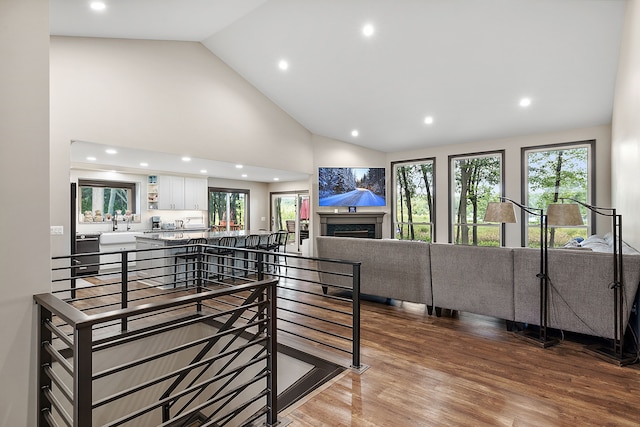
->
[318,212,385,239]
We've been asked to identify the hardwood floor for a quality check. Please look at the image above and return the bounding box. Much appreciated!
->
[61,260,640,426]
[282,301,640,427]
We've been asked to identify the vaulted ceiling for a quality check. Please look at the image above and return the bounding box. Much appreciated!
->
[52,0,626,159]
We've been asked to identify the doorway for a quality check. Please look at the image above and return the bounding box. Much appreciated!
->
[270,192,310,255]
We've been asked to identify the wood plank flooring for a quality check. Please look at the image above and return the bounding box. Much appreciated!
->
[61,260,640,426]
[281,300,640,426]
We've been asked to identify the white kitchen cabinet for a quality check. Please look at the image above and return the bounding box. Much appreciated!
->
[156,175,185,210]
[184,177,208,210]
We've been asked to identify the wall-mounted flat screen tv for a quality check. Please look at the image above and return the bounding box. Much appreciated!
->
[318,167,386,207]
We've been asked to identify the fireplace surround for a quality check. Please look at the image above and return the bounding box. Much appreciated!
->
[318,212,385,239]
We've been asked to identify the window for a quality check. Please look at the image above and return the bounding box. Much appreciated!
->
[450,151,504,246]
[523,141,593,248]
[209,188,248,230]
[392,159,435,242]
[79,179,137,219]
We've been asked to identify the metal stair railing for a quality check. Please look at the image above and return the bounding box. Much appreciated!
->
[35,280,279,427]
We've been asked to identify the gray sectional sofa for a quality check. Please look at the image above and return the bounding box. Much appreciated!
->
[316,236,433,309]
[316,236,640,341]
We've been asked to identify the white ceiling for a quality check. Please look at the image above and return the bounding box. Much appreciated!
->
[69,140,309,182]
[52,0,626,176]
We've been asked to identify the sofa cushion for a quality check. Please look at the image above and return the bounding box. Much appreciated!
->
[430,244,514,320]
[513,247,640,338]
[316,236,432,304]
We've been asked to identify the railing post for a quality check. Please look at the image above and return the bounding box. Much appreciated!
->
[121,251,128,332]
[257,251,264,281]
[196,244,203,312]
[38,304,52,427]
[266,282,278,427]
[162,403,170,424]
[74,324,93,427]
[352,263,361,369]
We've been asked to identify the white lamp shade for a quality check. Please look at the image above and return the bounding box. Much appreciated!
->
[484,202,517,223]
[547,203,584,226]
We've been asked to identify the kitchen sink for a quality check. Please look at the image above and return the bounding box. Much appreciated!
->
[99,231,143,245]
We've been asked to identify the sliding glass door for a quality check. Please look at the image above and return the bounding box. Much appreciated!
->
[270,192,309,254]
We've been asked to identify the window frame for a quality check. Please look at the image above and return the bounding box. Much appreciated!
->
[391,157,436,242]
[448,150,505,246]
[208,187,250,230]
[78,179,138,217]
[521,140,595,247]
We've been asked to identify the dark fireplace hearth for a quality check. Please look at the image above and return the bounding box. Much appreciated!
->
[327,224,375,238]
[333,230,370,238]
[318,212,385,239]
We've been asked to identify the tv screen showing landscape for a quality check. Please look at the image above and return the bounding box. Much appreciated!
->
[318,167,386,207]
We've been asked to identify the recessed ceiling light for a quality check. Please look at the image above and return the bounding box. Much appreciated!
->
[424,116,434,125]
[273,177,280,181]
[200,169,207,174]
[86,156,96,161]
[519,97,532,107]
[235,164,243,169]
[278,60,289,71]
[351,130,359,137]
[90,2,106,11]
[105,149,117,154]
[363,24,375,37]
[241,174,248,178]
[181,157,191,162]
[139,162,148,167]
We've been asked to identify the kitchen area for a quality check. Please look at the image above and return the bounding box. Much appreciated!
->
[68,141,311,282]
[72,169,210,275]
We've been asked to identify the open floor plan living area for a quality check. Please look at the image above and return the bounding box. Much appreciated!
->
[3,0,640,426]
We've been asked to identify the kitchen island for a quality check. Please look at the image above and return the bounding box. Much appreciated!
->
[135,230,270,287]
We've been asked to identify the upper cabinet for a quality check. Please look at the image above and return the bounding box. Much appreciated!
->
[157,175,185,210]
[184,177,208,210]
[150,175,207,211]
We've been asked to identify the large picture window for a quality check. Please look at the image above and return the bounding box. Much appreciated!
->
[523,141,593,247]
[79,179,137,219]
[450,151,504,246]
[392,159,435,242]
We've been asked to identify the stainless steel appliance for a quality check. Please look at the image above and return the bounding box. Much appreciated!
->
[74,233,100,276]
[151,216,161,230]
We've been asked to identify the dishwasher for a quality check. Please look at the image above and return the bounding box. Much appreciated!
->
[74,233,100,276]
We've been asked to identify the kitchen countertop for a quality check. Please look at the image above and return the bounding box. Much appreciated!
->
[144,227,209,233]
[137,229,270,245]
[76,227,209,236]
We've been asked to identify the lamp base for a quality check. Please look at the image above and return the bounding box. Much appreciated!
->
[515,330,559,348]
[584,344,637,367]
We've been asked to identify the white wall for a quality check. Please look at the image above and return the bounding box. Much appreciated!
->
[388,125,612,247]
[612,0,640,250]
[50,36,314,257]
[0,0,50,425]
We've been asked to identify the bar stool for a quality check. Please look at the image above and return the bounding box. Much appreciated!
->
[243,234,262,277]
[273,231,289,270]
[173,238,207,288]
[258,233,278,272]
[206,236,237,281]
